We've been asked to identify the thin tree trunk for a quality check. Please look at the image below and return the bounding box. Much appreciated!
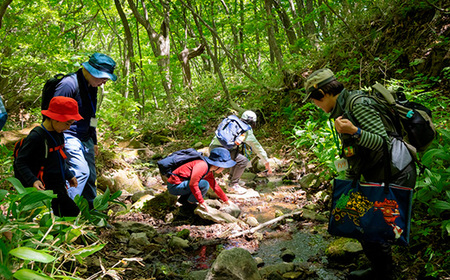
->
[273,0,298,53]
[180,0,282,92]
[190,0,231,103]
[127,0,174,109]
[264,0,284,70]
[0,0,14,29]
[115,0,139,100]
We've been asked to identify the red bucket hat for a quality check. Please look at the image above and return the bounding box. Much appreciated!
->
[41,96,83,122]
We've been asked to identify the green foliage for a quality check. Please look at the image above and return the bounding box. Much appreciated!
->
[97,92,142,141]
[414,129,450,234]
[0,145,14,184]
[0,177,123,279]
[290,119,338,181]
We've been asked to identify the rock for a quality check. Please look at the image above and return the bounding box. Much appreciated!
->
[226,188,260,199]
[264,272,285,280]
[142,191,177,218]
[188,270,209,280]
[142,133,174,145]
[299,173,316,189]
[165,212,174,223]
[326,237,363,264]
[220,202,241,218]
[131,194,155,211]
[280,249,296,262]
[194,206,239,223]
[246,216,259,227]
[204,199,223,209]
[259,263,295,279]
[240,172,257,182]
[253,257,264,267]
[282,271,304,279]
[98,169,145,194]
[127,247,142,255]
[129,232,150,248]
[112,229,131,244]
[205,247,261,280]
[131,190,155,203]
[169,236,190,249]
[112,222,157,241]
[301,209,328,223]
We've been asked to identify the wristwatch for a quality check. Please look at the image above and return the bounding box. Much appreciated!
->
[352,127,362,139]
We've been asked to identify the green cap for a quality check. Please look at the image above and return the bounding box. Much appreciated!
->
[303,68,336,102]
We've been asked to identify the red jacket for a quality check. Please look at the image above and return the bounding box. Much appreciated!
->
[167,160,228,204]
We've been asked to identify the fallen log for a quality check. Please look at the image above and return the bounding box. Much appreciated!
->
[227,209,303,239]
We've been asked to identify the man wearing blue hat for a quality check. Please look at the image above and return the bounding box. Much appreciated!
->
[167,147,237,212]
[53,52,117,209]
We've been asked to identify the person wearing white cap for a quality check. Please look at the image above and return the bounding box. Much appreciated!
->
[52,52,117,209]
[210,110,273,194]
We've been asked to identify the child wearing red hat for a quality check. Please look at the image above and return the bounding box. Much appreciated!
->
[14,96,83,217]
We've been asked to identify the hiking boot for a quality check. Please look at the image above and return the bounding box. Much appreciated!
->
[228,184,248,194]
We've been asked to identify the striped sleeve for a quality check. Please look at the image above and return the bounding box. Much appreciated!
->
[352,103,390,151]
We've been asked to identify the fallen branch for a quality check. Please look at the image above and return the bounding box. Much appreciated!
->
[228,209,303,239]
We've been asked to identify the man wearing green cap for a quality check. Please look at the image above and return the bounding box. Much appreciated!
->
[304,68,416,279]
[53,52,117,209]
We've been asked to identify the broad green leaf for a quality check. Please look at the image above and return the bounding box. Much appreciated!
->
[9,247,56,263]
[65,228,82,244]
[7,177,25,194]
[0,189,8,200]
[110,190,122,200]
[13,268,53,280]
[71,244,105,258]
[430,200,450,211]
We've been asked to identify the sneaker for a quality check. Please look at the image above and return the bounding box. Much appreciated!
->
[228,184,248,194]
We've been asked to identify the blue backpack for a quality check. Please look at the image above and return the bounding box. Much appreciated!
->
[215,115,251,149]
[157,148,206,183]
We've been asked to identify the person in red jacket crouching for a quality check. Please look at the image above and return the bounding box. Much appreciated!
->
[167,147,236,212]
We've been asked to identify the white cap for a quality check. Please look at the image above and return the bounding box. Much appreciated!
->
[241,110,257,123]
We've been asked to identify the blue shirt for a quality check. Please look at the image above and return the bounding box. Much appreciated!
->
[54,69,98,144]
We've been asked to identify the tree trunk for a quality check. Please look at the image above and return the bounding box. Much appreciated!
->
[115,0,139,100]
[304,0,318,44]
[273,0,298,53]
[127,0,174,109]
[0,0,13,29]
[178,44,205,90]
[190,0,231,103]
[264,0,284,70]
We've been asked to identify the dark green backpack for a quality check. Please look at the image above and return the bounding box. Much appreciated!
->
[346,83,437,153]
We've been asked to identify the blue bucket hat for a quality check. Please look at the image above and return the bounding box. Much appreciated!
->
[82,53,117,81]
[205,147,236,169]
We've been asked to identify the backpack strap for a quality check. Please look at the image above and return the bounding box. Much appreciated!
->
[31,126,49,160]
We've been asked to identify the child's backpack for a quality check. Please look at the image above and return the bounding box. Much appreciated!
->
[215,115,252,150]
[13,126,48,184]
[41,73,73,110]
[346,83,437,153]
[157,148,207,183]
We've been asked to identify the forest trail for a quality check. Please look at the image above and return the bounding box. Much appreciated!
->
[94,167,352,280]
